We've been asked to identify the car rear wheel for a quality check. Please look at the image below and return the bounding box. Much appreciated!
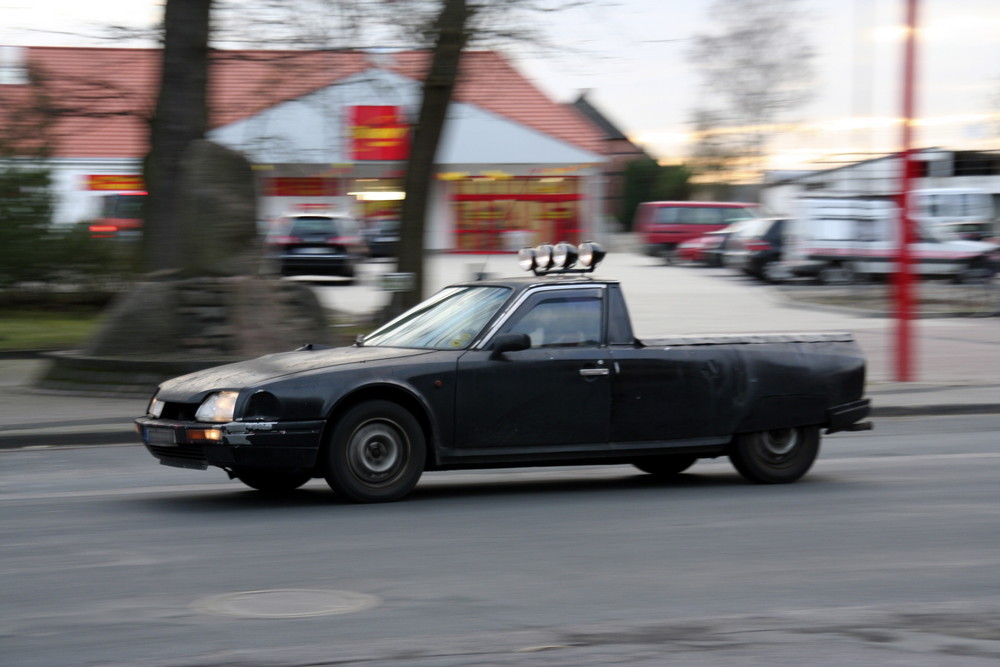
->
[761,260,787,284]
[729,426,820,484]
[234,469,312,494]
[633,455,697,477]
[817,262,856,285]
[324,400,426,503]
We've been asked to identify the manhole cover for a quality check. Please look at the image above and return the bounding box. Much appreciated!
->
[194,589,381,618]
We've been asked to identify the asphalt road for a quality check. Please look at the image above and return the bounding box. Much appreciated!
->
[2,414,998,666]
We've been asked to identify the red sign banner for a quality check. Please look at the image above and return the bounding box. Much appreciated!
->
[350,106,409,161]
[263,177,341,197]
[87,175,145,191]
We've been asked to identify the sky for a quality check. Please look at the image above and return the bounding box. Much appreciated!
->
[3,0,999,172]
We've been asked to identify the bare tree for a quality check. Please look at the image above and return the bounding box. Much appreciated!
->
[144,0,211,274]
[389,0,471,311]
[688,0,816,181]
[375,0,590,309]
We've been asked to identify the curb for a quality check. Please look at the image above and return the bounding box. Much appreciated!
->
[772,289,1000,319]
[0,430,136,449]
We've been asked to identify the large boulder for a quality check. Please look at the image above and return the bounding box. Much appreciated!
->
[37,141,333,395]
[177,140,263,277]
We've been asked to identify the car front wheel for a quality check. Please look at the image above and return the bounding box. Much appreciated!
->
[324,400,426,503]
[729,426,820,484]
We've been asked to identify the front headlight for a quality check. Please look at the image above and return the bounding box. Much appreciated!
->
[195,391,240,423]
[148,396,165,418]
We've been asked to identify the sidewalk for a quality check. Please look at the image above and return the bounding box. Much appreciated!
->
[1,252,998,449]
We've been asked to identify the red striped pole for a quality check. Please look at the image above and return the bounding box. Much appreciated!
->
[894,0,918,382]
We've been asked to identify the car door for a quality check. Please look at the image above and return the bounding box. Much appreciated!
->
[454,286,611,450]
[609,345,743,444]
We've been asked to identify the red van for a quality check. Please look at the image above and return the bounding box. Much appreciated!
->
[634,201,763,262]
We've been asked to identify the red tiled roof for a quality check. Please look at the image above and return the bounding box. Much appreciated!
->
[4,46,605,160]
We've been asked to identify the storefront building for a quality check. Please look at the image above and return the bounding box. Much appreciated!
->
[6,47,615,252]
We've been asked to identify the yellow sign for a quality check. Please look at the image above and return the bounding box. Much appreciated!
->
[87,175,145,191]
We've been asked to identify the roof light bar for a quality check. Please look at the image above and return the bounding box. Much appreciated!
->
[552,242,578,270]
[519,241,605,275]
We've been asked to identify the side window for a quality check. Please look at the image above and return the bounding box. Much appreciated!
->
[703,208,724,224]
[505,292,603,348]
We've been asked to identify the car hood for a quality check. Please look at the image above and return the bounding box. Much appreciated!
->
[156,346,434,401]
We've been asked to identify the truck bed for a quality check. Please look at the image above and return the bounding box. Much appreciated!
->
[638,332,856,347]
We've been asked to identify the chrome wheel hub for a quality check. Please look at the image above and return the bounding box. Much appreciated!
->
[348,421,405,483]
[761,428,798,457]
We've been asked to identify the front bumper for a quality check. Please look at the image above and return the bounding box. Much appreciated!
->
[135,417,326,471]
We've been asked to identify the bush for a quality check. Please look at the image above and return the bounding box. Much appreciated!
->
[0,165,53,286]
[0,164,140,289]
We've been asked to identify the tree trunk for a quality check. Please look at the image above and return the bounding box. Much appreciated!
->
[143,0,211,274]
[394,0,471,312]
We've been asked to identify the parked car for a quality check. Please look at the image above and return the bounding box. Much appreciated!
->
[88,192,145,239]
[136,242,872,503]
[724,218,788,282]
[362,218,400,259]
[634,201,763,263]
[676,233,722,265]
[265,213,364,279]
[679,220,758,267]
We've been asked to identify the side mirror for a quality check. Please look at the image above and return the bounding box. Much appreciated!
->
[490,332,531,359]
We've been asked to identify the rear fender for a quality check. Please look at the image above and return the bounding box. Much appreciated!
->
[736,395,827,433]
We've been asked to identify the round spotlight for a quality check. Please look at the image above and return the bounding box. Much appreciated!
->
[517,247,537,272]
[534,243,554,271]
[552,242,578,270]
[577,241,606,270]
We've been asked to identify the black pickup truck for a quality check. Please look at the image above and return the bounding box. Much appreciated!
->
[137,242,871,503]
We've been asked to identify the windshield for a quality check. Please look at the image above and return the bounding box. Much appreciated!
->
[362,285,512,350]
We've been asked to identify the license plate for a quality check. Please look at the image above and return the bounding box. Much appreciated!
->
[145,427,177,445]
[294,247,329,255]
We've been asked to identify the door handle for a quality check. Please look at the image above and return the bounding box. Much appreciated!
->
[579,368,610,377]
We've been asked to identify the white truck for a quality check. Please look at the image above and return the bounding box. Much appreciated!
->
[781,197,998,284]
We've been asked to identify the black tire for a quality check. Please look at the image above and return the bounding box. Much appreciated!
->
[324,400,426,503]
[729,426,820,484]
[234,469,311,494]
[761,260,785,284]
[956,261,995,284]
[633,455,697,478]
